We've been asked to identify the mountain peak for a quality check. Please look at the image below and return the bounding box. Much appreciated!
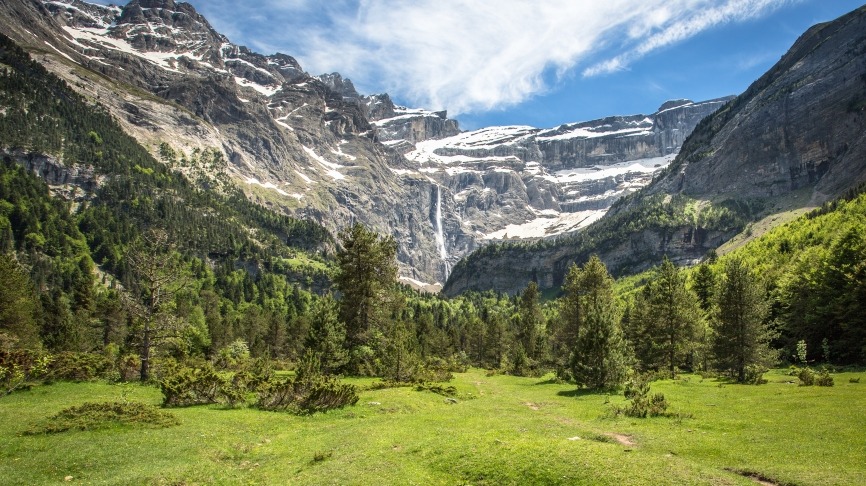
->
[657,99,693,112]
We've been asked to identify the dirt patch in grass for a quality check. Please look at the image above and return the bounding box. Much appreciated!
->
[607,433,636,447]
[524,402,540,410]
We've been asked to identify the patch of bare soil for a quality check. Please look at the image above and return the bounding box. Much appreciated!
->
[607,433,636,447]
[523,402,540,410]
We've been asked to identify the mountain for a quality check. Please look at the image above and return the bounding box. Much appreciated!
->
[405,98,730,250]
[0,0,728,288]
[444,4,866,296]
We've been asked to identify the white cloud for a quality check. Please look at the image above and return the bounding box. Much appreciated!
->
[583,0,796,77]
[101,0,797,115]
[287,0,796,114]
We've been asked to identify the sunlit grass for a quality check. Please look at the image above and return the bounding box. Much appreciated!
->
[2,369,863,484]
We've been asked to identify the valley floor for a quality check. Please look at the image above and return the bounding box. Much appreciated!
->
[2,369,864,485]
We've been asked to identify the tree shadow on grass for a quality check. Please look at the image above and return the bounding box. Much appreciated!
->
[534,377,562,386]
[555,388,602,398]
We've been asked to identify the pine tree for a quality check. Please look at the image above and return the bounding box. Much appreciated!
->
[124,229,191,381]
[692,263,716,314]
[516,281,543,362]
[566,256,629,390]
[0,254,41,350]
[305,294,349,374]
[712,257,776,381]
[633,257,704,376]
[334,223,400,374]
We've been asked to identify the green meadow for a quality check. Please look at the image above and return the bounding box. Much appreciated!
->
[2,369,864,485]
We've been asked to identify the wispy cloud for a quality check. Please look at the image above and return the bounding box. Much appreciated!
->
[582,0,796,77]
[91,0,798,115]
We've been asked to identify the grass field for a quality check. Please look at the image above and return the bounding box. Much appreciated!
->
[1,369,864,485]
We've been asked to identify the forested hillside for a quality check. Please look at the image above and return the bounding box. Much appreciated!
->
[0,32,334,360]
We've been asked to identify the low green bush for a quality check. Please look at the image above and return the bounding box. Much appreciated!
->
[797,367,815,386]
[815,368,834,387]
[415,382,458,397]
[159,363,225,407]
[743,364,769,385]
[1,350,52,396]
[256,353,358,414]
[48,352,112,382]
[615,373,669,418]
[25,401,179,434]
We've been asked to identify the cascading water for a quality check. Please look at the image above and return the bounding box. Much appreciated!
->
[434,185,450,278]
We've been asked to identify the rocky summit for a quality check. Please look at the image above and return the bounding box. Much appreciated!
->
[0,0,731,287]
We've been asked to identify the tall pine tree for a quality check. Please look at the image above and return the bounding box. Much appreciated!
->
[712,257,776,381]
[335,223,399,375]
[565,256,629,390]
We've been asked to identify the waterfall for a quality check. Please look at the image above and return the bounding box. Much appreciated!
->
[434,185,450,277]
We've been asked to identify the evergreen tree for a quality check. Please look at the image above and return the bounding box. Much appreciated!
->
[632,257,704,376]
[566,256,629,390]
[305,294,349,374]
[692,263,716,314]
[712,257,776,381]
[552,263,584,378]
[124,229,191,381]
[516,281,544,362]
[334,223,399,374]
[0,254,41,350]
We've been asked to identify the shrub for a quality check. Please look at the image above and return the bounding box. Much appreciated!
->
[48,352,112,381]
[797,368,815,386]
[415,382,458,397]
[117,354,141,382]
[743,364,769,385]
[815,368,834,387]
[1,350,52,397]
[367,379,411,391]
[256,375,358,414]
[256,353,358,414]
[616,373,669,418]
[159,363,225,407]
[25,401,178,434]
[850,377,861,383]
[414,357,454,383]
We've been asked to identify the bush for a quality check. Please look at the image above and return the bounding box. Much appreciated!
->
[414,357,454,383]
[256,353,358,414]
[25,401,178,434]
[815,368,834,387]
[159,363,225,407]
[850,377,861,383]
[1,350,52,396]
[616,373,669,418]
[743,364,769,385]
[48,352,112,381]
[256,375,358,414]
[415,382,457,397]
[797,368,815,386]
[116,354,141,382]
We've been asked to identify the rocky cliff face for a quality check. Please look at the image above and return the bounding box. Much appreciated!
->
[654,8,866,203]
[443,5,866,296]
[406,98,730,247]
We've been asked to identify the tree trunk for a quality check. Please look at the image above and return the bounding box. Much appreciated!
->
[140,321,150,382]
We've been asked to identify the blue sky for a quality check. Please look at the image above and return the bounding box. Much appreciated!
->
[94,0,863,130]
